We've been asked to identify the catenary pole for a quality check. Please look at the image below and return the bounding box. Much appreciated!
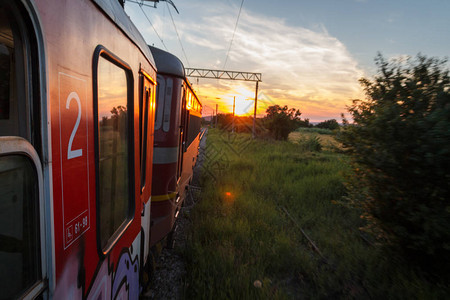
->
[252,81,259,139]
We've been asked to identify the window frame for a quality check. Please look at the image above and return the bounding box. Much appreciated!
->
[0,0,47,297]
[139,75,151,191]
[155,74,165,131]
[92,45,135,256]
[0,1,42,155]
[0,136,47,299]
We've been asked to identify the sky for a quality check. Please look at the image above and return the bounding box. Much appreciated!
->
[124,0,450,122]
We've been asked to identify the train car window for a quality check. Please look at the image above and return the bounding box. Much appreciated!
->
[186,93,191,109]
[0,4,31,141]
[162,78,172,132]
[186,113,202,148]
[0,2,45,298]
[0,155,41,298]
[173,81,181,127]
[140,85,150,190]
[95,52,134,252]
[0,9,14,123]
[183,113,190,152]
[0,136,46,299]
[155,75,165,131]
[176,89,186,178]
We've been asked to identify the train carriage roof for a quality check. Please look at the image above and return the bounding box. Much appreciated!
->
[149,46,202,110]
[93,0,155,67]
[149,46,185,78]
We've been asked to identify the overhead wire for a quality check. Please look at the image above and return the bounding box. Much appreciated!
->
[137,2,169,51]
[223,0,245,69]
[161,1,166,44]
[166,2,191,68]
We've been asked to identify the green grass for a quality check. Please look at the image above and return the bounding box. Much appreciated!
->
[289,128,342,151]
[296,127,335,135]
[182,128,448,299]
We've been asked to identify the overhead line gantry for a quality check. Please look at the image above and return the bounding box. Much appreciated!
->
[185,68,262,138]
[185,68,261,82]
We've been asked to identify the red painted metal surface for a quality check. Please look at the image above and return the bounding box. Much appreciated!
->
[35,0,157,296]
[150,68,202,246]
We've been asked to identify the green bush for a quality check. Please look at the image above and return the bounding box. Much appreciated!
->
[263,105,304,140]
[339,54,450,272]
[315,119,340,130]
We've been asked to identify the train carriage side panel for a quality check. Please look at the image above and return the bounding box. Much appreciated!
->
[31,0,156,297]
[180,85,202,194]
[150,73,183,245]
[149,46,203,246]
[0,0,158,298]
[149,46,203,247]
[0,0,55,298]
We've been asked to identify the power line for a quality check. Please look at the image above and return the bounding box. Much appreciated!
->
[223,0,245,69]
[166,2,190,68]
[126,0,157,9]
[125,0,179,13]
[137,3,169,51]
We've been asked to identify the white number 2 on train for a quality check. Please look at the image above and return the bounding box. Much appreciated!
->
[66,91,83,159]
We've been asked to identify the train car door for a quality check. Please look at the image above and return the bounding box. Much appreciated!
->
[139,71,155,266]
[140,73,155,202]
[0,1,48,298]
[176,88,187,181]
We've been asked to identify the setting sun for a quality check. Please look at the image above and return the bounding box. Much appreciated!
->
[189,73,364,122]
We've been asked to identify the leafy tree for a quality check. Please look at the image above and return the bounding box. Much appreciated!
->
[339,54,450,271]
[298,118,312,128]
[263,105,302,140]
[316,119,339,130]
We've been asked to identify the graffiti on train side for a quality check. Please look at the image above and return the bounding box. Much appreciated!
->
[87,250,139,300]
[53,240,141,299]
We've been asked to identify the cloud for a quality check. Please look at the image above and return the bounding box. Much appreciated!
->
[127,1,365,121]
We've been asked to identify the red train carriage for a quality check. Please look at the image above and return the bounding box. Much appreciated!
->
[149,46,202,246]
[0,0,157,298]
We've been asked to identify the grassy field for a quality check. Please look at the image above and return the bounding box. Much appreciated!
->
[181,128,448,299]
[289,128,342,151]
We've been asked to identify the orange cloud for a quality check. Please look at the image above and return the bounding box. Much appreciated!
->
[182,8,366,122]
[127,2,367,122]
